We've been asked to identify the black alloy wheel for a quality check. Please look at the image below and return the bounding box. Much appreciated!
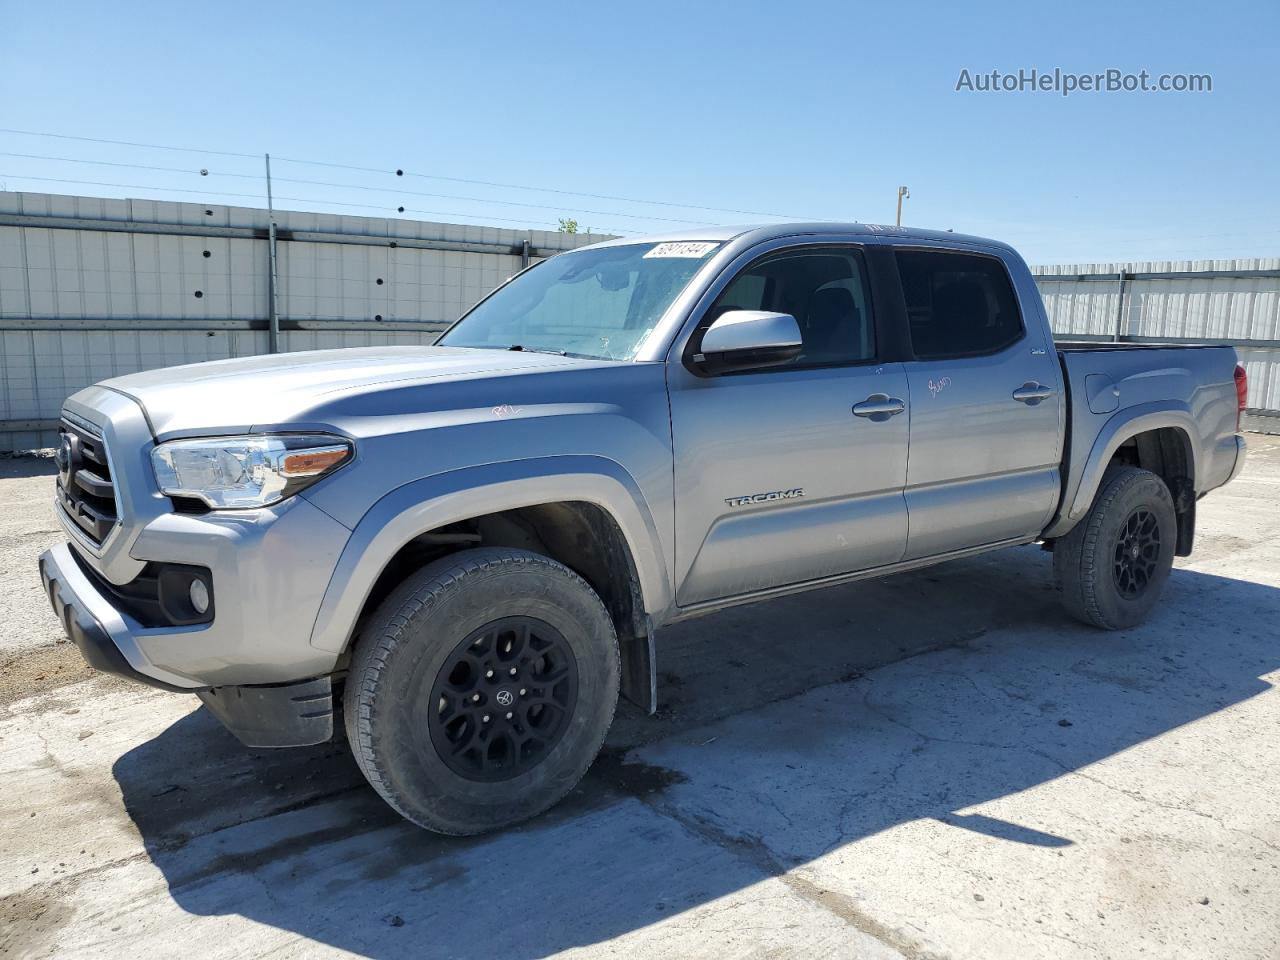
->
[1112,508,1161,599]
[428,617,579,782]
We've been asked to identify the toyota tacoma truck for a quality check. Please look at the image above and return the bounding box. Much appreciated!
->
[39,223,1248,835]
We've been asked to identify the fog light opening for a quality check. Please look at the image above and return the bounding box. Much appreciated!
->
[189,578,211,615]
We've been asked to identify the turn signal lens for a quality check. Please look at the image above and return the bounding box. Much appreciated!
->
[281,446,351,477]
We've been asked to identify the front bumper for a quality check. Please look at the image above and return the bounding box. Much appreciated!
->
[40,541,338,747]
[48,490,351,688]
[40,544,196,692]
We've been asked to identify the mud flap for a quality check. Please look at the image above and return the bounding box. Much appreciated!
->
[619,628,657,715]
[198,676,334,747]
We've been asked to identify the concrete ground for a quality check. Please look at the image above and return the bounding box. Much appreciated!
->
[2,438,1278,960]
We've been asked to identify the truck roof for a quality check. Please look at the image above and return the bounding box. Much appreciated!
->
[583,222,1016,253]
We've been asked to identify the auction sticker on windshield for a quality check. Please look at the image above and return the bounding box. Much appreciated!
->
[643,241,720,259]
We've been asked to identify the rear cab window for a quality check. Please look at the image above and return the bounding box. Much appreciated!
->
[895,250,1023,359]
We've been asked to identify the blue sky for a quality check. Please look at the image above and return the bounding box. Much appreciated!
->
[2,0,1276,264]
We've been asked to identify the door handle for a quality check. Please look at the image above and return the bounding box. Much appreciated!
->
[1012,381,1055,405]
[852,394,906,420]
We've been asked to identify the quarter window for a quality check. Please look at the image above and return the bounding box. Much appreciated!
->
[896,250,1023,358]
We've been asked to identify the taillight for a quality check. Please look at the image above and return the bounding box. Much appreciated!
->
[1234,364,1248,431]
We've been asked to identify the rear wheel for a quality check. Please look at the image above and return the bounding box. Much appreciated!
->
[1053,466,1177,630]
[345,547,619,835]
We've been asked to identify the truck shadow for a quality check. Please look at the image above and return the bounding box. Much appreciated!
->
[112,547,1278,958]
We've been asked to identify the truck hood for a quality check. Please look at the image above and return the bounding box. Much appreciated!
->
[94,345,618,438]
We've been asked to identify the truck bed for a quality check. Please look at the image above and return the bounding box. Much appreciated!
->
[1048,341,1242,539]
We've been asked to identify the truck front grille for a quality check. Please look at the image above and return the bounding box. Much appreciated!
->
[55,419,119,545]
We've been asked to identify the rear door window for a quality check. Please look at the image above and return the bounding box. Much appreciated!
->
[896,250,1023,359]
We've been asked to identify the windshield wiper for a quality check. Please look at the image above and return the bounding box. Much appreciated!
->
[499,343,608,360]
[506,344,566,356]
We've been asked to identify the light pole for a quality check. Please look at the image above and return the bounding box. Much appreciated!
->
[896,186,910,226]
[265,153,280,354]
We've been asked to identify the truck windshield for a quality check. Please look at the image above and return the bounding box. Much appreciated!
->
[437,241,721,360]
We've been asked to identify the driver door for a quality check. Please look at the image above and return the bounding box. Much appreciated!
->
[667,244,911,606]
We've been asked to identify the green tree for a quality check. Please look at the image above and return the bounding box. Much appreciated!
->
[557,217,579,234]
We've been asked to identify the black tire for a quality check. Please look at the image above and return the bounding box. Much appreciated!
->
[1053,466,1177,630]
[344,547,619,835]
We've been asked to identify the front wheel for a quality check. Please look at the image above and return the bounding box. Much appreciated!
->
[344,547,620,835]
[1053,466,1177,630]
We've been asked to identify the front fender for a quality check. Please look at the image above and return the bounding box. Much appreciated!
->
[307,455,671,654]
[1043,401,1198,539]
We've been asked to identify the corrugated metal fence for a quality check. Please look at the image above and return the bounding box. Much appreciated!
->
[3,193,1278,451]
[0,191,605,450]
[1034,259,1280,417]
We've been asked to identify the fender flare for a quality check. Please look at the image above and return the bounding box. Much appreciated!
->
[1044,401,1198,539]
[307,455,671,655]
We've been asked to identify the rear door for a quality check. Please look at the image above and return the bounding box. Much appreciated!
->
[894,247,1064,560]
[667,242,910,606]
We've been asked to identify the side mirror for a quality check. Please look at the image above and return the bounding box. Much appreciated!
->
[691,310,802,375]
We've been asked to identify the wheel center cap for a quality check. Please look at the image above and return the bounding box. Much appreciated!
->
[495,689,514,707]
[1130,544,1141,559]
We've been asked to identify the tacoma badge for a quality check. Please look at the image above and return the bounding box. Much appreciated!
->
[724,488,805,508]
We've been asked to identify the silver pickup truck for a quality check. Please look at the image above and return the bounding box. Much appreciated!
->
[39,223,1247,834]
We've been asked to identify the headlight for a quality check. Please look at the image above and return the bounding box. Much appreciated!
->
[151,434,352,508]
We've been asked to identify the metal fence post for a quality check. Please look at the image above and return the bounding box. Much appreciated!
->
[265,153,281,353]
[1113,270,1127,342]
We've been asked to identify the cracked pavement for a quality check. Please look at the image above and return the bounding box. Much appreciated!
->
[1,436,1278,959]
